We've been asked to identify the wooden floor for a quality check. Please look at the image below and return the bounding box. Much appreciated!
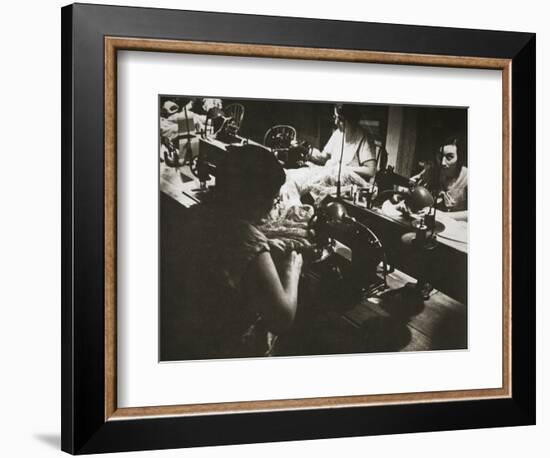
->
[344,270,467,352]
[276,268,467,357]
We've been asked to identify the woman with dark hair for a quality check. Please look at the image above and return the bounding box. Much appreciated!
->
[169,145,303,359]
[309,104,377,178]
[282,103,377,205]
[412,135,468,220]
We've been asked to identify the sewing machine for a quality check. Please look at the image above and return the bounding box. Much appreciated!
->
[305,200,387,309]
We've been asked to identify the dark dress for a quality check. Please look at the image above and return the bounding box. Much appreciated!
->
[166,204,273,360]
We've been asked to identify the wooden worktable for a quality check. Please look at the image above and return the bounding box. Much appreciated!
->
[342,199,468,304]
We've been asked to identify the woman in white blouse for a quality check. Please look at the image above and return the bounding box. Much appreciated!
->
[282,104,377,205]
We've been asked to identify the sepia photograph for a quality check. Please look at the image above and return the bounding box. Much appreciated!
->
[57,3,537,454]
[159,95,468,361]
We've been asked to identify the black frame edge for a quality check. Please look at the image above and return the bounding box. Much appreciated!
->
[78,398,533,454]
[72,2,533,58]
[61,3,75,455]
[510,33,536,424]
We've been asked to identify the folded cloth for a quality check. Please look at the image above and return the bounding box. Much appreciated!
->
[284,164,368,206]
[260,203,314,253]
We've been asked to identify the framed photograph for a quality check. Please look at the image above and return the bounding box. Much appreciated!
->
[61,3,536,454]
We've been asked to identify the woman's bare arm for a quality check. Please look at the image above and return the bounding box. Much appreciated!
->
[244,251,303,334]
[349,160,376,179]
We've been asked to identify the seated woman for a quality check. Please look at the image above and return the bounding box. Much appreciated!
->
[310,104,377,177]
[159,99,203,140]
[411,135,468,221]
[283,104,377,205]
[168,145,303,360]
[159,99,204,165]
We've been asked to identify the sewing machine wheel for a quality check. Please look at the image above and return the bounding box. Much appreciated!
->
[161,138,180,169]
[189,156,200,178]
[190,154,213,184]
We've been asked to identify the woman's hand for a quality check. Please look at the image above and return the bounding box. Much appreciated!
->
[267,238,287,255]
[309,147,330,165]
[409,172,424,186]
[281,250,303,280]
[394,199,412,218]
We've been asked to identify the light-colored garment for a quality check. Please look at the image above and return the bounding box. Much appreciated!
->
[160,111,199,140]
[324,127,375,167]
[282,128,374,206]
[160,116,179,140]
